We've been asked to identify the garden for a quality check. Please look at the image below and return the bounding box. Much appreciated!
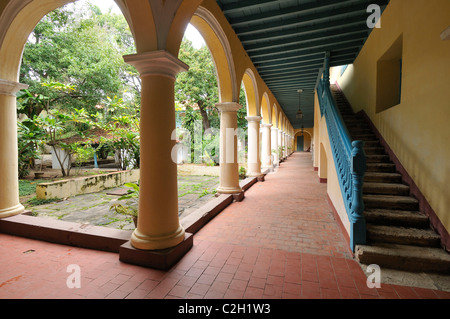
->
[16,2,248,228]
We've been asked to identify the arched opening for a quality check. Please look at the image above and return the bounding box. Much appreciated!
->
[7,0,146,228]
[0,0,136,82]
[278,112,283,130]
[294,130,313,152]
[241,69,260,117]
[189,6,237,104]
[175,6,247,167]
[271,104,278,127]
[260,93,271,124]
[319,142,328,183]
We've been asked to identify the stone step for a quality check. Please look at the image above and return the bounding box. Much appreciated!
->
[364,147,386,155]
[363,140,381,148]
[342,116,359,122]
[365,154,391,163]
[346,124,368,131]
[363,194,419,211]
[355,243,450,274]
[363,182,410,196]
[366,163,396,173]
[366,224,441,247]
[352,134,379,141]
[349,128,374,135]
[364,172,402,183]
[364,208,429,228]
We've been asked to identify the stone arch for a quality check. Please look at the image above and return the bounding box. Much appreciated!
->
[294,130,312,151]
[240,68,260,116]
[189,6,238,103]
[0,0,144,81]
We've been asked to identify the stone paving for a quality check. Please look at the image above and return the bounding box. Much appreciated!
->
[27,174,219,231]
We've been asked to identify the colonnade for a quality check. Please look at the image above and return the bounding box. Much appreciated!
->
[0,0,296,269]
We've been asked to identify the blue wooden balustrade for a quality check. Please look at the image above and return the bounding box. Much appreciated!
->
[316,65,367,253]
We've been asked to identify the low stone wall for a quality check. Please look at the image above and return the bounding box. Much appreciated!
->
[36,170,140,200]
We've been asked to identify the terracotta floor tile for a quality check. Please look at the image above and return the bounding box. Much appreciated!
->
[215,272,234,283]
[229,279,248,291]
[283,282,302,296]
[248,276,266,289]
[168,285,190,298]
[1,153,448,300]
[224,288,244,299]
[244,286,264,299]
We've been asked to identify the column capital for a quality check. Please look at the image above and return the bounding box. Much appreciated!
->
[271,126,279,131]
[216,102,242,112]
[123,50,189,79]
[245,116,262,123]
[0,79,28,96]
[261,123,273,128]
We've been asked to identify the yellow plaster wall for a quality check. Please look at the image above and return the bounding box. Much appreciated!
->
[337,0,450,233]
[293,128,313,151]
[314,92,350,235]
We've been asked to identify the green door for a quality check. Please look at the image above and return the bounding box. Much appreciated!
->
[297,135,304,152]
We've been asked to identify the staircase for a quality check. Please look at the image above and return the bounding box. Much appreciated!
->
[331,85,450,274]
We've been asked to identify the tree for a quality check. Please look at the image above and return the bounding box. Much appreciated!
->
[19,2,138,116]
[176,39,219,131]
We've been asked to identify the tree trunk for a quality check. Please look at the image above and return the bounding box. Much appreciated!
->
[197,101,210,131]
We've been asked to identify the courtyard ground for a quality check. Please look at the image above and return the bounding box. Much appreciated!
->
[2,153,449,301]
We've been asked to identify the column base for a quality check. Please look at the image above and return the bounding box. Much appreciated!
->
[247,172,265,182]
[119,233,193,270]
[130,225,185,251]
[0,204,24,219]
[216,186,245,202]
[262,165,274,173]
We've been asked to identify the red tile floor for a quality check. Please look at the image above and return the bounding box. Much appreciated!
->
[1,152,449,301]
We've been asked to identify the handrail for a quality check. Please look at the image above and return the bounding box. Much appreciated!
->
[317,75,367,252]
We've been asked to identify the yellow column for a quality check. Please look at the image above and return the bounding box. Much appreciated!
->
[284,133,288,157]
[278,130,283,160]
[271,127,279,165]
[0,79,28,219]
[261,123,273,168]
[246,116,263,178]
[216,102,243,197]
[123,51,188,250]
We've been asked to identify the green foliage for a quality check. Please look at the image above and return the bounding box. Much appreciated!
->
[117,182,140,200]
[239,166,247,179]
[109,182,139,218]
[26,197,60,207]
[73,144,96,171]
[19,180,46,197]
[278,146,285,159]
[176,39,219,129]
[19,2,138,116]
[101,116,140,170]
[175,39,249,166]
[17,118,46,178]
[198,189,211,198]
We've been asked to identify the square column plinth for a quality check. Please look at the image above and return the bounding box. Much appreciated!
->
[119,233,193,270]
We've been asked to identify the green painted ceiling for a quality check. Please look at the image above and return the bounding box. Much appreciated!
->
[216,0,389,129]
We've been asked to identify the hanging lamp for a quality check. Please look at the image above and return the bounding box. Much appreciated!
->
[296,89,303,119]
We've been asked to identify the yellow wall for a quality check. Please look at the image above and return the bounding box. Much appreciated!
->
[314,92,350,234]
[293,128,313,151]
[337,0,450,234]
